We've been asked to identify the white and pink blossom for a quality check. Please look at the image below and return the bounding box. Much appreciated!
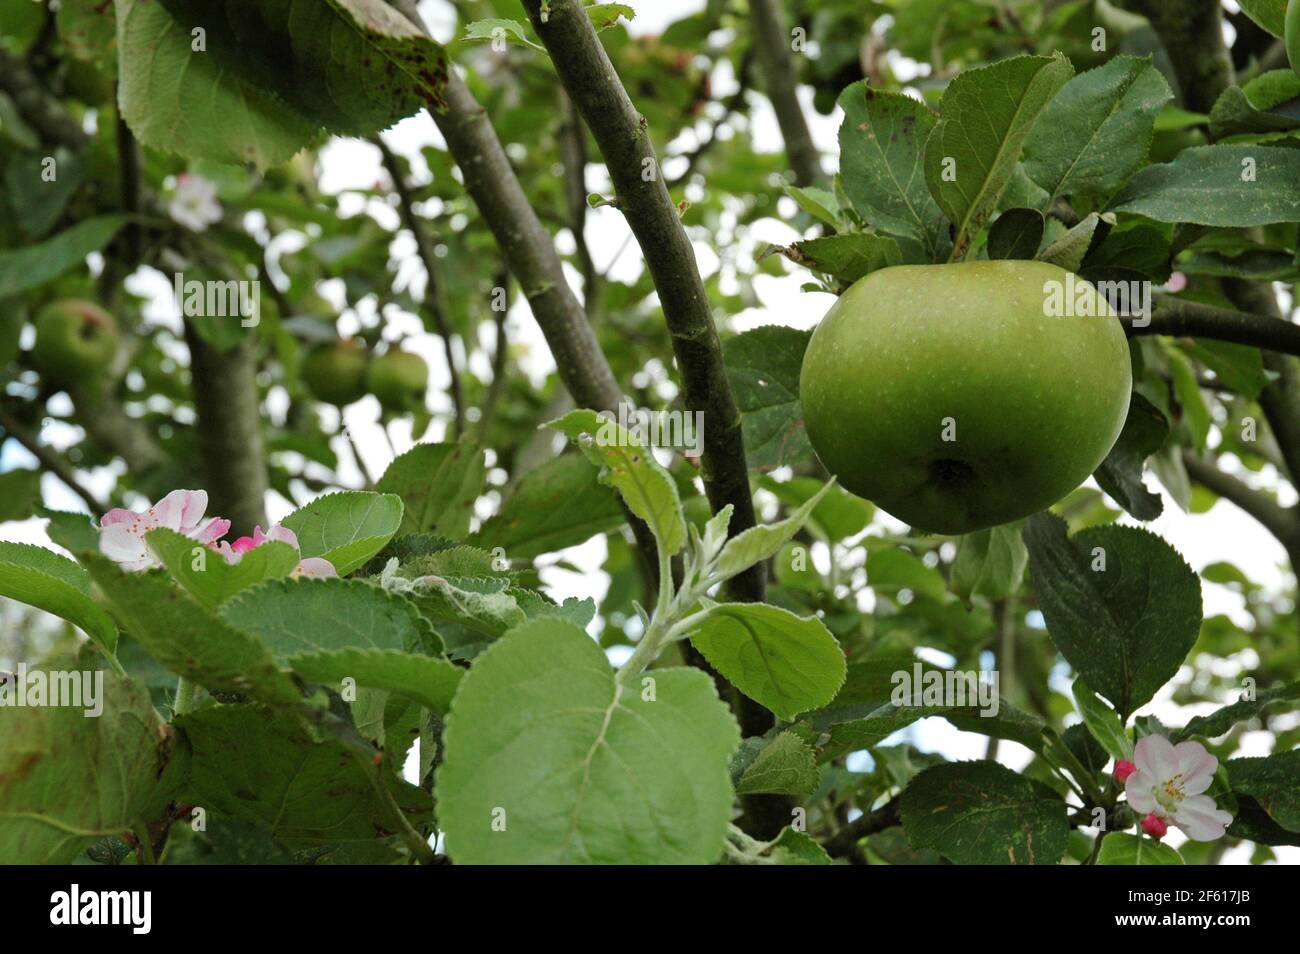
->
[1125,735,1233,841]
[99,490,230,572]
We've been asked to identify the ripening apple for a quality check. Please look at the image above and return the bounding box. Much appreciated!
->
[799,260,1132,535]
[302,339,369,407]
[31,299,120,384]
[366,347,429,413]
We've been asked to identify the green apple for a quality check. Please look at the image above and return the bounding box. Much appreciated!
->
[366,347,429,413]
[302,339,369,406]
[799,260,1132,535]
[31,299,119,384]
[1287,0,1300,76]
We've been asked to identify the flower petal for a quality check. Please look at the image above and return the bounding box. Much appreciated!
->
[1125,774,1159,814]
[1173,795,1233,841]
[292,557,337,579]
[100,508,136,527]
[1173,740,1218,793]
[1134,734,1179,782]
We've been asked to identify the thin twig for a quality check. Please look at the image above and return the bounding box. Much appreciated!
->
[0,406,108,516]
[373,135,465,438]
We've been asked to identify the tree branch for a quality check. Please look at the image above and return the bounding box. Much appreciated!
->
[1121,295,1300,359]
[748,0,822,185]
[0,405,107,516]
[373,135,465,437]
[0,46,89,150]
[1122,0,1233,113]
[183,324,268,536]
[427,70,625,414]
[1181,452,1300,553]
[521,0,765,604]
[823,796,902,860]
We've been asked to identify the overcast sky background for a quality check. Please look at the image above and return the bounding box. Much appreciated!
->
[0,0,1293,862]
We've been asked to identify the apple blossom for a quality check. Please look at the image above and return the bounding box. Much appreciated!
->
[1125,735,1233,841]
[167,173,222,232]
[1113,759,1136,783]
[99,490,230,572]
[209,522,337,579]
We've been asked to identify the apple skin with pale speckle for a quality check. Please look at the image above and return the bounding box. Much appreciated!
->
[799,260,1132,535]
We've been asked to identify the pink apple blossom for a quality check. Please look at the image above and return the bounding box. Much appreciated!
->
[213,524,300,563]
[1125,735,1233,841]
[99,490,230,572]
[1113,759,1137,783]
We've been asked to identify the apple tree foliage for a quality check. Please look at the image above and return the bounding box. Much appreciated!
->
[2,0,1300,865]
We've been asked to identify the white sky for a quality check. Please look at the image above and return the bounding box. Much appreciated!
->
[1,0,1292,862]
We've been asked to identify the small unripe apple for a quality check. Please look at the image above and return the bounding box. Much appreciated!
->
[366,347,429,413]
[799,261,1131,535]
[31,299,120,384]
[302,339,369,406]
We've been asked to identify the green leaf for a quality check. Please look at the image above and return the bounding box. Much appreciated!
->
[177,704,431,847]
[783,184,841,229]
[1097,832,1184,865]
[763,826,832,864]
[5,148,87,240]
[116,0,320,168]
[1237,0,1287,37]
[83,553,301,705]
[758,475,873,539]
[548,409,686,556]
[376,442,485,538]
[437,618,739,864]
[1226,751,1300,832]
[1072,678,1132,761]
[0,469,42,523]
[1022,513,1202,718]
[687,603,845,721]
[1209,71,1300,139]
[0,215,125,298]
[1081,220,1172,284]
[837,82,950,262]
[0,542,118,657]
[586,3,635,31]
[777,233,901,284]
[736,731,820,795]
[219,578,462,713]
[901,760,1068,865]
[1173,683,1300,742]
[1167,349,1211,452]
[471,453,624,559]
[1038,212,1112,272]
[1109,145,1300,227]
[1093,392,1169,521]
[714,481,833,584]
[38,507,99,553]
[145,528,299,610]
[1023,56,1173,203]
[924,54,1074,260]
[281,491,403,575]
[986,208,1044,260]
[151,0,449,136]
[398,574,526,637]
[950,523,1027,602]
[722,326,813,471]
[866,547,948,603]
[461,18,545,51]
[0,671,180,863]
